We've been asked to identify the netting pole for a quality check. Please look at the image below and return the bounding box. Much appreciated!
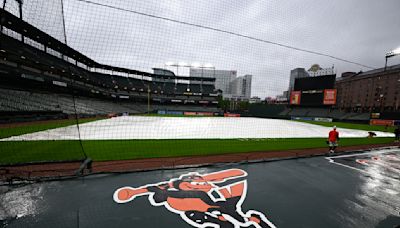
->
[16,0,23,42]
[60,0,87,160]
[147,85,150,114]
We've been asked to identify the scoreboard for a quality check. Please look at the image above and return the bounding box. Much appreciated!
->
[291,75,336,106]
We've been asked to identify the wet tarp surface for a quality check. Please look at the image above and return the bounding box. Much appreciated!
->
[1,148,399,228]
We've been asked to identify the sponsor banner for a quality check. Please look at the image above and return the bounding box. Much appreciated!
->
[371,113,380,119]
[290,91,301,105]
[196,112,213,116]
[166,111,183,115]
[323,89,337,105]
[291,116,313,121]
[184,112,197,116]
[199,101,209,104]
[157,110,166,115]
[314,117,333,122]
[370,119,394,126]
[224,113,241,117]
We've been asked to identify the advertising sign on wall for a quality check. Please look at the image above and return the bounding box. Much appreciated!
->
[224,113,241,117]
[323,89,337,105]
[157,110,166,115]
[314,117,333,122]
[370,119,394,126]
[290,91,301,105]
[184,112,197,116]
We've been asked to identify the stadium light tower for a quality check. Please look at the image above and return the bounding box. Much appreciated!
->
[385,47,400,71]
[197,64,215,94]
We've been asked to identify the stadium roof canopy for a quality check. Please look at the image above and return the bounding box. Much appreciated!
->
[152,68,215,82]
[336,63,400,82]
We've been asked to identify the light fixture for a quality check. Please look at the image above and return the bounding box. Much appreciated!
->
[385,46,400,71]
[386,47,400,57]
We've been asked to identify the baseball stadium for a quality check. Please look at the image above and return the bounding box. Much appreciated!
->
[0,1,400,228]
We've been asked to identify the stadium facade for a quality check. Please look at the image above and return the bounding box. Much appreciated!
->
[335,64,400,112]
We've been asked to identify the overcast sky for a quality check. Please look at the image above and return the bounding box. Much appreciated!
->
[5,0,400,98]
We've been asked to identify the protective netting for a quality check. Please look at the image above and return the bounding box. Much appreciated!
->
[0,0,398,180]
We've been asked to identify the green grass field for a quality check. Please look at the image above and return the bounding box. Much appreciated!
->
[0,137,394,165]
[0,118,396,165]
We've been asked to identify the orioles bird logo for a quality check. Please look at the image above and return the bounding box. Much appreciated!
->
[113,169,276,228]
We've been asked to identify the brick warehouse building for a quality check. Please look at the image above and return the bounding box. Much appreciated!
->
[335,64,400,112]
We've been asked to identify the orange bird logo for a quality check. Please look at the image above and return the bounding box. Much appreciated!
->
[114,169,276,228]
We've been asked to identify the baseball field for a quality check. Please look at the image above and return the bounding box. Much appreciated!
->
[0,116,395,165]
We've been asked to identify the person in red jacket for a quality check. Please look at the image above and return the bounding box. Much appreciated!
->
[328,126,339,153]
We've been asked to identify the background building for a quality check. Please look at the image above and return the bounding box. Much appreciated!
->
[190,69,236,95]
[307,64,335,77]
[288,68,309,94]
[229,74,252,100]
[335,64,400,112]
[249,96,261,103]
[190,69,252,100]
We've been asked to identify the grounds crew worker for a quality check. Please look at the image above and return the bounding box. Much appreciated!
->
[395,126,400,142]
[328,126,339,153]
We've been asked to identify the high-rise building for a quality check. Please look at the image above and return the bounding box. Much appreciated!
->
[289,68,309,95]
[190,69,252,100]
[229,75,252,100]
[190,69,237,94]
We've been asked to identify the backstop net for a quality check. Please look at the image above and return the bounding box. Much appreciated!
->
[0,0,389,179]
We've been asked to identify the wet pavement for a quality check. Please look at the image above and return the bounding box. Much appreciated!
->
[1,147,399,228]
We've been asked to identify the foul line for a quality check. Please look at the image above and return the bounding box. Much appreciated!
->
[325,148,400,182]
